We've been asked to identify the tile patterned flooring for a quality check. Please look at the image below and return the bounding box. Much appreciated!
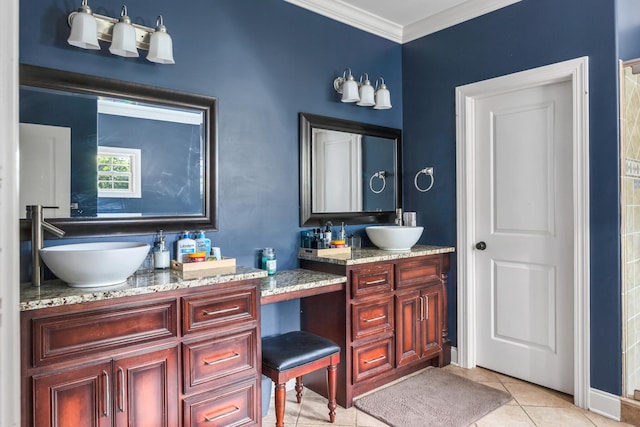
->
[262,365,634,427]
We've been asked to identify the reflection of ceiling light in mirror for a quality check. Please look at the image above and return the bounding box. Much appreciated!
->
[67,1,174,64]
[333,68,391,109]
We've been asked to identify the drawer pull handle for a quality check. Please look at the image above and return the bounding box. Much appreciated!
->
[363,355,386,364]
[363,278,386,286]
[204,352,240,366]
[203,305,240,316]
[204,406,240,422]
[425,295,429,320]
[102,370,110,417]
[118,367,126,413]
[364,314,386,323]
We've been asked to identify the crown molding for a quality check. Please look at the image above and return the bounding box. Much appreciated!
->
[284,0,522,44]
[403,0,522,43]
[284,0,403,43]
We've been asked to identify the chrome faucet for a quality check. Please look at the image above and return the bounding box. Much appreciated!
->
[26,205,65,287]
[395,208,403,226]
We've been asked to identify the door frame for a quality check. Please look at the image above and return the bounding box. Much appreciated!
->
[0,0,21,425]
[455,57,590,408]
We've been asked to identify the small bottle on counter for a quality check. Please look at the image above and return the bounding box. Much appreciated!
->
[175,231,196,263]
[153,230,170,269]
[195,230,211,256]
[261,248,277,275]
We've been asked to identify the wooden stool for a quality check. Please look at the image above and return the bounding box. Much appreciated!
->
[262,331,340,427]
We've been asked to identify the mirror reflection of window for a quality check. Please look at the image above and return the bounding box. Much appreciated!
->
[97,146,141,198]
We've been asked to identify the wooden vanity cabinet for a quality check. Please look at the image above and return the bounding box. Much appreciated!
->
[32,345,178,427]
[21,278,261,427]
[300,253,450,408]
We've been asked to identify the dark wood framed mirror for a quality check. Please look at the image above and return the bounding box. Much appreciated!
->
[299,112,402,226]
[19,64,217,237]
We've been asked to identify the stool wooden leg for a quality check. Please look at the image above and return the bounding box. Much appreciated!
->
[274,382,286,427]
[295,376,304,403]
[327,363,338,423]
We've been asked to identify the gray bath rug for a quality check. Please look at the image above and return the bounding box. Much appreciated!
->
[354,368,512,427]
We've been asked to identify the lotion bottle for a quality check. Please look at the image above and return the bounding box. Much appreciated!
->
[195,230,211,256]
[175,231,196,263]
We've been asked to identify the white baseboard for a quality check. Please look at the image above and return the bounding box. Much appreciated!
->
[589,388,621,421]
[450,346,459,366]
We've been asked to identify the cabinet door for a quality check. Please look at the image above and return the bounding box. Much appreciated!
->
[114,346,179,427]
[395,289,421,367]
[421,285,443,359]
[33,360,113,427]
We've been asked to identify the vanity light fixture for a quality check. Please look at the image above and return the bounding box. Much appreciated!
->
[333,68,360,103]
[333,68,391,109]
[374,78,392,110]
[67,0,175,64]
[109,6,138,57]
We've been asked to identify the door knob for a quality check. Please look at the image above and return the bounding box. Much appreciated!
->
[475,241,487,250]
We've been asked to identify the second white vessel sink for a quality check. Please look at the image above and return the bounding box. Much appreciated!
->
[40,242,150,288]
[365,226,424,251]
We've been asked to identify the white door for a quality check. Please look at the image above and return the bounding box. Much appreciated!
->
[19,123,71,218]
[474,80,574,394]
[312,129,362,212]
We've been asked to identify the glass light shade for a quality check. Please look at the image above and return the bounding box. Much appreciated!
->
[109,17,139,57]
[374,86,392,110]
[147,17,175,64]
[357,81,375,106]
[67,10,100,50]
[341,77,360,103]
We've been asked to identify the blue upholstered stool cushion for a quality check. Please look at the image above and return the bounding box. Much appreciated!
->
[262,331,340,372]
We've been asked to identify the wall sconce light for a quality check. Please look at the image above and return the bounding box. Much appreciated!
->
[333,68,391,110]
[67,0,175,64]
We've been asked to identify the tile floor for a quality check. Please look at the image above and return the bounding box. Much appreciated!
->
[262,365,634,427]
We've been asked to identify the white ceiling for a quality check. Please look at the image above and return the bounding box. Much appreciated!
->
[284,0,522,43]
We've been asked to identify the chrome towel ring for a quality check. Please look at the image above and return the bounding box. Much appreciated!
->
[369,170,386,194]
[414,167,434,192]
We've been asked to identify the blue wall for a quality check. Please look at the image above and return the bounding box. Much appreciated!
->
[19,0,402,336]
[21,0,637,395]
[402,0,621,394]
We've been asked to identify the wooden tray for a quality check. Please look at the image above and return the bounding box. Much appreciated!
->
[170,257,236,276]
[298,247,351,258]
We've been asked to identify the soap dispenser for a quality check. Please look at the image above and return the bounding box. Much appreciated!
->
[153,230,170,269]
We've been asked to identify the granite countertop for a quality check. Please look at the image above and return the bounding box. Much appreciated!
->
[20,266,268,311]
[297,244,455,265]
[260,268,346,302]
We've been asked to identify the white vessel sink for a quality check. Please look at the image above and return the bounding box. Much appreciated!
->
[40,242,150,288]
[365,226,424,251]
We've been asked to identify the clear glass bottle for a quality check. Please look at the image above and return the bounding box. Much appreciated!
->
[261,247,277,275]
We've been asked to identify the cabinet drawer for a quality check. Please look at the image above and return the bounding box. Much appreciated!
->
[350,264,393,299]
[351,298,394,341]
[395,257,441,289]
[182,287,257,335]
[183,329,257,394]
[352,336,394,383]
[31,300,177,367]
[183,378,259,427]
